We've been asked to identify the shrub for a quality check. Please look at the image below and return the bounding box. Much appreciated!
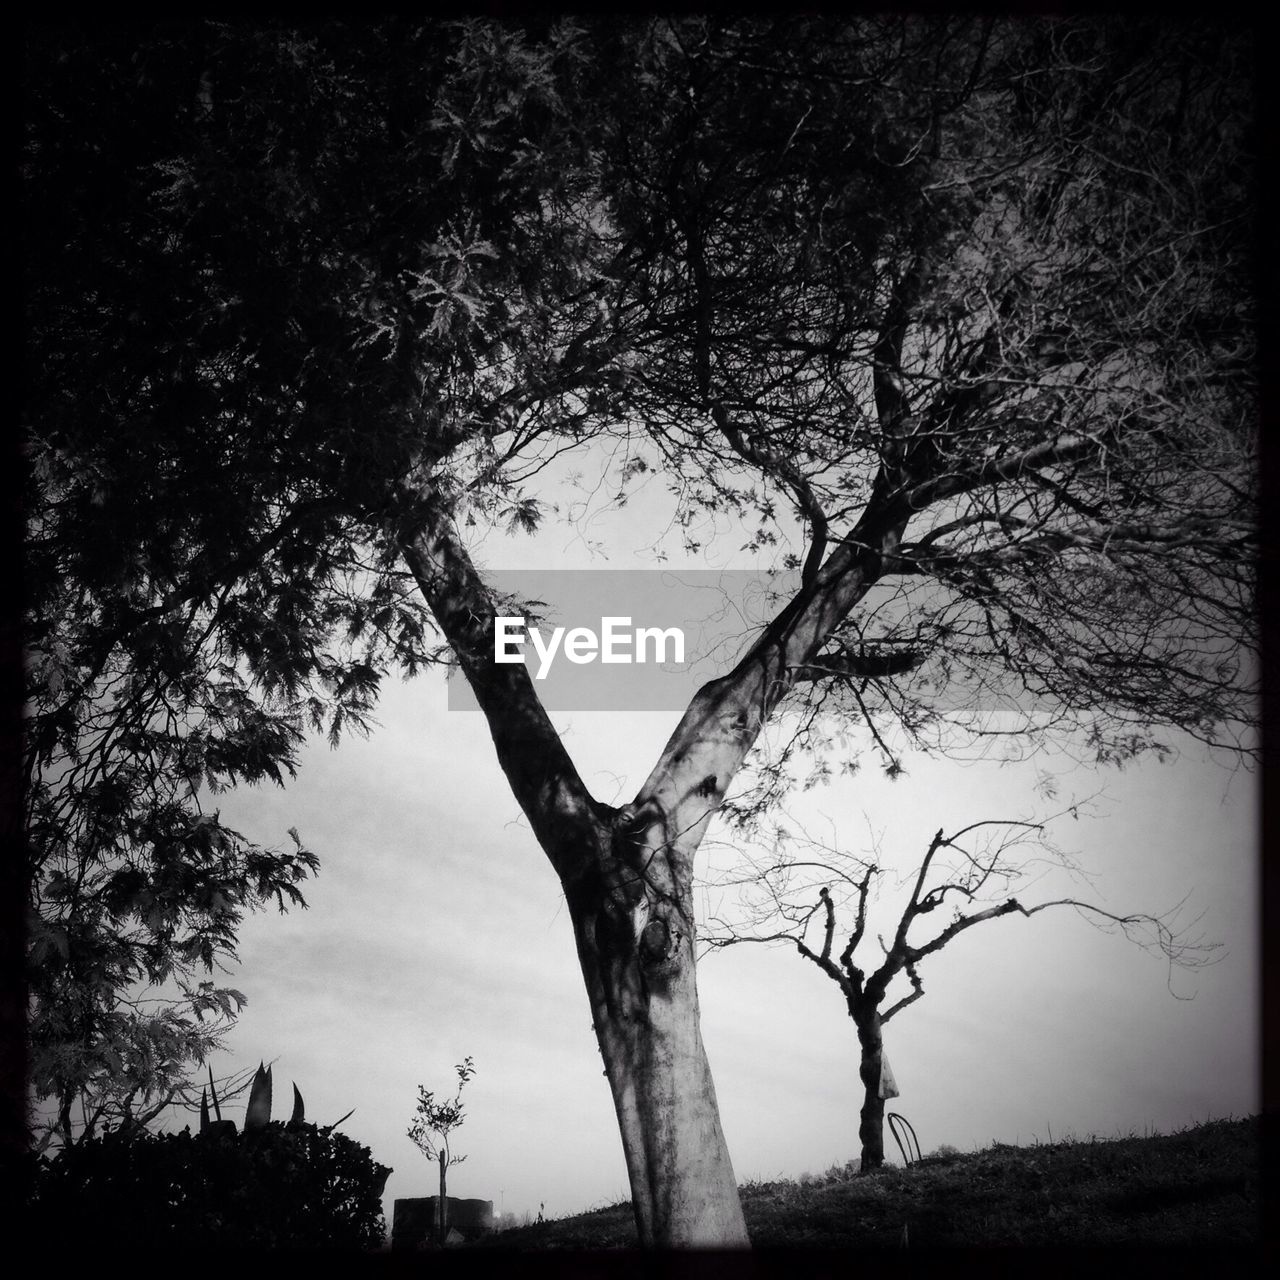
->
[31,1120,391,1250]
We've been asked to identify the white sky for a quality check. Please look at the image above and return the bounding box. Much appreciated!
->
[182,456,1258,1232]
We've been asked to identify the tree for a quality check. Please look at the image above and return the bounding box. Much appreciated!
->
[702,814,1220,1171]
[408,1056,475,1244]
[22,17,1256,1245]
[23,503,322,1157]
[19,15,540,1155]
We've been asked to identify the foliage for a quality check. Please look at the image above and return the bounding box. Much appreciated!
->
[27,813,316,1153]
[22,16,598,1151]
[606,15,1257,809]
[24,18,1256,798]
[21,14,1258,1241]
[29,1118,392,1250]
[408,1056,475,1170]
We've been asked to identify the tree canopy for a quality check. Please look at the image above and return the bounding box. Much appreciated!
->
[604,18,1256,792]
[22,15,1257,1243]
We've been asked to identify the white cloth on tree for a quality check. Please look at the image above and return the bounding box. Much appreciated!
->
[877,1051,900,1100]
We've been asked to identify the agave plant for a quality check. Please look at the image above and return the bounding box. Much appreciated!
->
[36,1063,392,1247]
[199,1062,313,1137]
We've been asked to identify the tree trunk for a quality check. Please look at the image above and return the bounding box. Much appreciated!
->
[57,1088,74,1149]
[438,1151,447,1244]
[566,830,748,1246]
[853,1006,886,1172]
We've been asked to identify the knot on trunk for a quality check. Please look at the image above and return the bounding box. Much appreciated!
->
[638,916,679,967]
[610,799,660,854]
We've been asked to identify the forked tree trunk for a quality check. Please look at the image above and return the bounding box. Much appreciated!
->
[399,487,902,1246]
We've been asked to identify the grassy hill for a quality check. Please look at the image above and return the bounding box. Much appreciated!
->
[471,1116,1260,1250]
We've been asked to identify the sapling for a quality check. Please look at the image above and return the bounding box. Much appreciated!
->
[408,1057,475,1244]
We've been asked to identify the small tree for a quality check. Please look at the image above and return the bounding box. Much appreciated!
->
[703,815,1218,1171]
[407,1057,475,1243]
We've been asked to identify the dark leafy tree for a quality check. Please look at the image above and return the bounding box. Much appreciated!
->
[22,16,1257,1244]
[22,17,598,1156]
[702,814,1220,1170]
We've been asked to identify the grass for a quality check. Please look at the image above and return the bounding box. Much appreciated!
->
[470,1115,1261,1249]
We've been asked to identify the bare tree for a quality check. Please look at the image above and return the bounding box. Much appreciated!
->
[703,814,1220,1170]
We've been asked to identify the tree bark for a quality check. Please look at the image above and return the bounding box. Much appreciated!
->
[853,1005,887,1172]
[566,819,748,1245]
[438,1151,448,1244]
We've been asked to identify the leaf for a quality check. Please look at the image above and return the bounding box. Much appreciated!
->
[245,1061,272,1131]
[328,1107,355,1132]
[208,1065,222,1122]
[502,497,542,534]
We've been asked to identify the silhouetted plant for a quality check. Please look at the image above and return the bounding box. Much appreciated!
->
[408,1057,474,1243]
[31,1063,390,1249]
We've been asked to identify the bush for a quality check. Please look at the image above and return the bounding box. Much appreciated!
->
[31,1120,391,1250]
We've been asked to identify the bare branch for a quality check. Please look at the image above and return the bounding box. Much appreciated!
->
[703,809,1219,1024]
[1010,896,1222,998]
[881,959,924,1024]
[791,644,925,682]
[842,864,877,975]
[818,886,835,963]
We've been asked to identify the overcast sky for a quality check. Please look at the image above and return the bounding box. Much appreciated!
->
[185,461,1258,1233]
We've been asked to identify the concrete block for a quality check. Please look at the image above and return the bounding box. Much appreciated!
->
[392,1196,494,1248]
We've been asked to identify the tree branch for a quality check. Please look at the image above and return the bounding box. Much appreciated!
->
[898,432,1103,513]
[881,958,924,1023]
[818,886,835,963]
[676,192,832,587]
[795,933,850,990]
[712,402,831,587]
[396,488,600,884]
[791,644,925,682]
